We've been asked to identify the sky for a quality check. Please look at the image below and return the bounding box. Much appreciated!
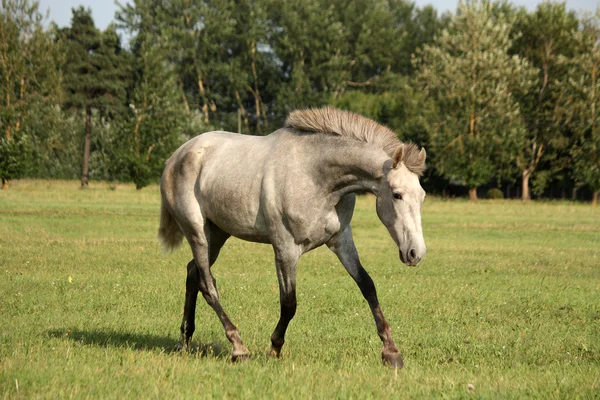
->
[38,0,599,32]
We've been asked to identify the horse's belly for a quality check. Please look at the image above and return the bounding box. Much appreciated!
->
[198,144,270,243]
[205,205,270,243]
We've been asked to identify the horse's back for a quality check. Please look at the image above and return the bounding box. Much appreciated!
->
[163,130,273,187]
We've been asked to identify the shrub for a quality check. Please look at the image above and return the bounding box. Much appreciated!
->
[487,188,504,199]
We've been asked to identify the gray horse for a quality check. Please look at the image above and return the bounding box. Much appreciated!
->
[159,107,426,368]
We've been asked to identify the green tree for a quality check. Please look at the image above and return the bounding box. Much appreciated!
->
[392,2,450,76]
[332,0,405,87]
[117,0,269,133]
[23,104,83,179]
[556,10,600,206]
[414,0,537,200]
[268,0,347,113]
[61,7,128,188]
[512,2,579,200]
[0,0,63,189]
[333,74,434,145]
[115,38,187,189]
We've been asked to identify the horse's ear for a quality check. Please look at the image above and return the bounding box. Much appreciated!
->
[418,147,427,165]
[392,145,403,169]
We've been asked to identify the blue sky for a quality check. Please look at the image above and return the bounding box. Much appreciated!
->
[39,0,599,32]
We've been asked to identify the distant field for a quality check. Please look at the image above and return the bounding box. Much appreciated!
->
[1,180,599,398]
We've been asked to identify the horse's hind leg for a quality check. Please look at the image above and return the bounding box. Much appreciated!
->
[193,239,249,361]
[327,226,403,368]
[177,222,230,351]
[177,259,200,351]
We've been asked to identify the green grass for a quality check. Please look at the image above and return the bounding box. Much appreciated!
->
[1,180,599,398]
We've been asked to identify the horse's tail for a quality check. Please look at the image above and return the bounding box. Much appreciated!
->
[158,197,184,253]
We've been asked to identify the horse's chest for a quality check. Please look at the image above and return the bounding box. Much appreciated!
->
[286,209,341,250]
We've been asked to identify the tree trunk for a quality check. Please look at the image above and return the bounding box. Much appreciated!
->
[250,41,263,132]
[196,68,211,123]
[593,190,599,207]
[1,178,8,190]
[572,182,585,201]
[234,90,249,130]
[522,170,531,201]
[178,81,190,114]
[81,110,92,188]
[468,187,478,201]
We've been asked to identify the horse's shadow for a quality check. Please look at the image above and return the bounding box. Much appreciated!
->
[47,329,230,359]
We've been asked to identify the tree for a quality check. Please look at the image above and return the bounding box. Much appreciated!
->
[413,0,537,201]
[393,3,450,76]
[61,7,128,188]
[23,103,83,179]
[117,0,270,133]
[556,10,600,206]
[0,0,63,189]
[332,0,405,87]
[512,2,579,200]
[267,0,348,113]
[115,37,188,189]
[332,74,434,145]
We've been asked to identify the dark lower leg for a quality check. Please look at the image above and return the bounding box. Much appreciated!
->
[371,305,398,352]
[268,249,299,359]
[197,267,249,360]
[371,305,403,367]
[177,224,227,351]
[178,260,199,350]
[354,267,403,367]
[202,293,249,358]
[329,229,403,367]
[269,292,297,357]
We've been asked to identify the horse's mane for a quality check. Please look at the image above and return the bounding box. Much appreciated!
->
[285,106,425,176]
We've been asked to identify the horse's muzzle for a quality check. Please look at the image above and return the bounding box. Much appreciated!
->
[400,248,423,267]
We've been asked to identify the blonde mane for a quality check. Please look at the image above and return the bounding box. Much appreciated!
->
[285,106,425,176]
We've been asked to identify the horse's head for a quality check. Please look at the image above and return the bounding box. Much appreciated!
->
[376,144,427,267]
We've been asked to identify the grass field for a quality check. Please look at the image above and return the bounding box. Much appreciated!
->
[1,180,599,398]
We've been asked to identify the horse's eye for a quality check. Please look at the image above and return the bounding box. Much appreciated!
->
[393,192,403,200]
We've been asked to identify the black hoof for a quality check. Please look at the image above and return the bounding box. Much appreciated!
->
[174,342,190,352]
[382,351,404,368]
[266,347,282,359]
[231,352,250,363]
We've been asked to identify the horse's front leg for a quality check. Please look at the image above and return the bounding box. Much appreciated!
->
[268,246,301,358]
[328,226,403,368]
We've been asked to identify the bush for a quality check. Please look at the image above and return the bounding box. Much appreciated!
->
[487,188,504,199]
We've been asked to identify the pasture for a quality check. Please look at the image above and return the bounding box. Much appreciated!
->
[1,180,599,398]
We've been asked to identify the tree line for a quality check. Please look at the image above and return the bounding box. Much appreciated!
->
[1,0,599,205]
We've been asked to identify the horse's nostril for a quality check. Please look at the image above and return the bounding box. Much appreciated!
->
[408,248,416,261]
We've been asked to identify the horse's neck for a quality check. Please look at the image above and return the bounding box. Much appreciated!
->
[317,140,389,199]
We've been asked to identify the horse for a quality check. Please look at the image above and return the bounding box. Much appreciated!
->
[158,106,426,368]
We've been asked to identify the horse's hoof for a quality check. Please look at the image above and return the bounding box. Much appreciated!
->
[174,342,189,352]
[231,351,250,363]
[382,351,404,368]
[266,347,282,359]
